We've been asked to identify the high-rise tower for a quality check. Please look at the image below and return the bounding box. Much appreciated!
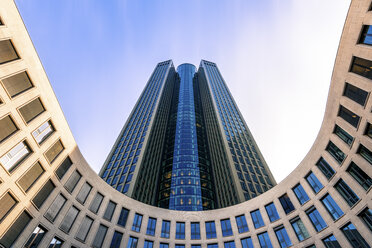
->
[99,60,277,210]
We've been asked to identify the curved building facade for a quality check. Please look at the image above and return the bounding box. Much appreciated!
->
[0,0,371,247]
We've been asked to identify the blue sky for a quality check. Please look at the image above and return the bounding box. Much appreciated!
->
[15,0,350,182]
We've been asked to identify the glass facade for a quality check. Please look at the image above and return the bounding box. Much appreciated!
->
[100,61,172,195]
[100,60,275,210]
[201,61,274,202]
[169,64,202,211]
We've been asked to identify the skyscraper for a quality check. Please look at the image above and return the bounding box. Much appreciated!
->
[99,60,277,210]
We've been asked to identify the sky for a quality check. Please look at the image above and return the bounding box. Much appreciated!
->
[15,0,351,183]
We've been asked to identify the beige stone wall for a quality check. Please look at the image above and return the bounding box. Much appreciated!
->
[0,0,371,247]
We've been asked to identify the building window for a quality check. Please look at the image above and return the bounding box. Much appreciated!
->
[207,244,218,248]
[32,179,55,209]
[347,162,372,190]
[32,120,54,144]
[0,39,19,65]
[205,221,217,239]
[326,141,346,164]
[146,217,156,236]
[1,71,33,98]
[191,245,201,248]
[265,202,280,222]
[290,216,310,241]
[103,200,116,221]
[344,83,369,107]
[251,209,265,229]
[191,222,201,239]
[274,226,292,248]
[159,243,169,248]
[0,210,32,247]
[44,193,66,222]
[279,194,295,214]
[241,237,254,248]
[316,157,335,180]
[88,192,103,214]
[76,182,92,205]
[322,234,341,248]
[321,193,344,220]
[358,144,372,165]
[338,105,360,128]
[132,213,143,232]
[176,222,185,239]
[0,192,18,223]
[0,115,18,143]
[117,207,129,227]
[19,97,45,124]
[175,245,185,248]
[257,232,273,248]
[92,225,108,248]
[335,179,360,207]
[49,237,63,248]
[64,170,81,193]
[365,122,372,139]
[359,25,372,45]
[18,161,44,192]
[59,205,79,233]
[161,220,171,238]
[144,240,154,248]
[224,241,236,248]
[358,208,372,232]
[127,236,138,248]
[351,56,372,79]
[305,172,323,193]
[293,184,310,205]
[224,216,239,235]
[24,225,47,248]
[110,231,123,248]
[55,156,73,180]
[75,216,93,242]
[0,140,31,172]
[341,222,370,248]
[334,125,354,146]
[220,219,233,237]
[45,139,64,164]
[306,207,327,232]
